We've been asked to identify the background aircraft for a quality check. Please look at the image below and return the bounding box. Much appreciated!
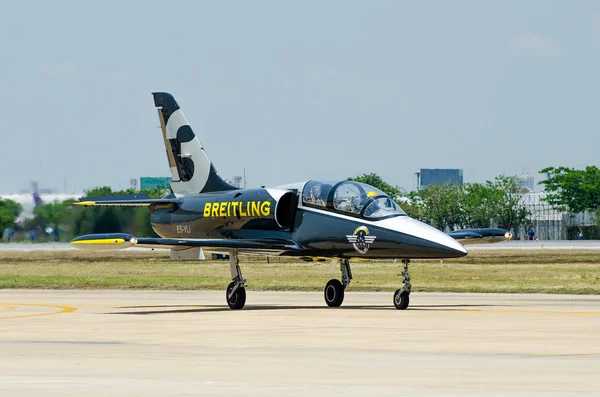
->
[71,93,510,310]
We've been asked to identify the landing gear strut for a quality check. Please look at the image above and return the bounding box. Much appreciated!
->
[393,259,411,310]
[324,259,352,307]
[226,250,246,310]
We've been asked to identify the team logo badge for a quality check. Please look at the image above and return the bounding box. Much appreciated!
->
[346,226,376,254]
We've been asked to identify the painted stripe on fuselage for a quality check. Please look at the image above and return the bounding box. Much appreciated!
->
[298,206,466,254]
[291,208,465,259]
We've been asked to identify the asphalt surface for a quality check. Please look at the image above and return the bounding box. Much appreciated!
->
[1,290,599,396]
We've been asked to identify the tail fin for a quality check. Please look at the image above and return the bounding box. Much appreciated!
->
[152,92,237,196]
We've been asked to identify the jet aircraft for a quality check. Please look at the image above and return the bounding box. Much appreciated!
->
[71,93,511,310]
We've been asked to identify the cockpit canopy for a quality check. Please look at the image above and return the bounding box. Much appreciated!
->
[302,180,406,220]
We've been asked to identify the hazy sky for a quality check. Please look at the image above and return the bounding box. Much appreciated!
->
[1,1,599,193]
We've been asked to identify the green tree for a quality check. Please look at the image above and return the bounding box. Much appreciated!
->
[460,176,528,231]
[462,182,495,228]
[0,199,23,238]
[347,173,402,200]
[402,176,528,233]
[406,183,466,231]
[489,175,529,231]
[113,186,170,199]
[17,185,168,241]
[397,197,423,220]
[69,186,162,237]
[25,201,72,228]
[539,166,600,213]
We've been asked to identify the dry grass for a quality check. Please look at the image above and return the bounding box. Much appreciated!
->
[0,249,599,294]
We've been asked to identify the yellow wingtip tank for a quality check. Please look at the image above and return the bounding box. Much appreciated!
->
[74,201,96,206]
[69,234,137,251]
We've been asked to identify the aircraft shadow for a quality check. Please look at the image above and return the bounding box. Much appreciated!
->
[108,303,506,315]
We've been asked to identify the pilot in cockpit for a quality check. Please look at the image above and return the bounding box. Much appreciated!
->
[305,183,326,207]
[310,184,326,206]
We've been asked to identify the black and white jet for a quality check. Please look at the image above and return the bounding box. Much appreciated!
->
[71,93,511,310]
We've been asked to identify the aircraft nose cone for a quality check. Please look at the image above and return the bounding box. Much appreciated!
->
[432,226,467,256]
[437,236,468,258]
[379,217,467,258]
[417,224,467,258]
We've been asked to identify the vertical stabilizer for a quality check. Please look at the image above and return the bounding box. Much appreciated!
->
[152,92,237,196]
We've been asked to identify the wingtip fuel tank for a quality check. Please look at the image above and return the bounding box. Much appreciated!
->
[70,234,138,251]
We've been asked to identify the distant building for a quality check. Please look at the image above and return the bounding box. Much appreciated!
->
[417,169,463,188]
[517,173,535,192]
[140,177,171,190]
[516,192,596,240]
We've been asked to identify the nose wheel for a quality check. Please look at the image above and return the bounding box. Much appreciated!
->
[393,289,410,310]
[393,259,411,310]
[324,279,344,307]
[324,259,352,307]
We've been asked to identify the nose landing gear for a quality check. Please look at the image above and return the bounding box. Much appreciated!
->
[393,259,411,310]
[324,259,352,307]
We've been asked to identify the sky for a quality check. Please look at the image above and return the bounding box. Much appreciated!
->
[1,1,599,194]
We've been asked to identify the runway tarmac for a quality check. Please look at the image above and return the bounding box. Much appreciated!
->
[1,290,599,396]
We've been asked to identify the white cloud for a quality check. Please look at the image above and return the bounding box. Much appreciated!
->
[40,59,81,79]
[512,32,559,56]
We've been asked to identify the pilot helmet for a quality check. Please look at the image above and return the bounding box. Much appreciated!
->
[351,195,362,209]
[312,183,321,197]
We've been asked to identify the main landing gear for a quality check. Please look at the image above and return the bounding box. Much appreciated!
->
[226,250,246,310]
[225,254,411,310]
[393,259,411,310]
[324,259,352,307]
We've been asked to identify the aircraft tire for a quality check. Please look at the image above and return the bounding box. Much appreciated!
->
[324,279,344,307]
[226,282,246,310]
[393,289,409,310]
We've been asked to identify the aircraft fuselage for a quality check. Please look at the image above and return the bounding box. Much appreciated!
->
[150,185,467,260]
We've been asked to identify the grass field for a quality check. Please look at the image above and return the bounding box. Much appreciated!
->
[1,249,600,294]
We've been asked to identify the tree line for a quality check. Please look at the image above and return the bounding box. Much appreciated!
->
[351,173,529,232]
[351,167,600,236]
[0,187,166,242]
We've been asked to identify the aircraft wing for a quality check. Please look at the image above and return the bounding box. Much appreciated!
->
[448,228,512,246]
[70,233,302,252]
[74,194,181,207]
[135,237,301,252]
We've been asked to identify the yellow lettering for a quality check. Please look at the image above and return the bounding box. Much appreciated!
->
[204,201,273,217]
[260,201,271,216]
[251,201,260,217]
